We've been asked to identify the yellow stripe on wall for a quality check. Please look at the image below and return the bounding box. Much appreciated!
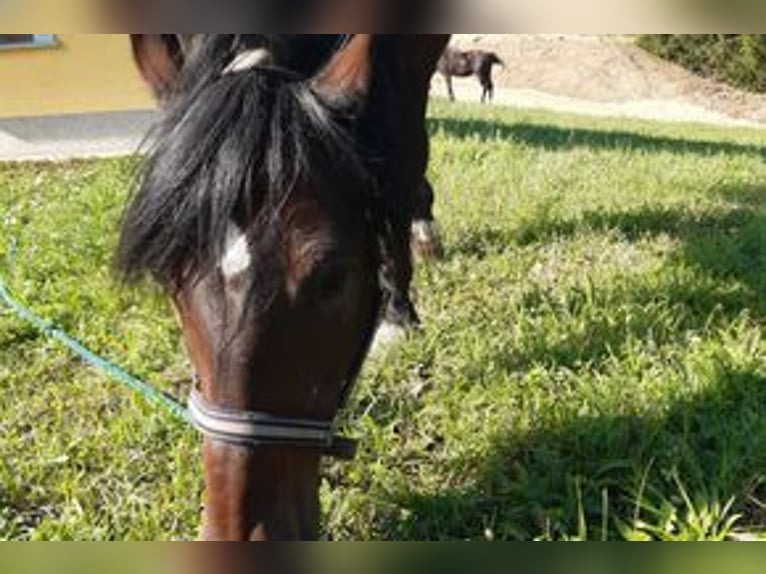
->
[0,34,155,118]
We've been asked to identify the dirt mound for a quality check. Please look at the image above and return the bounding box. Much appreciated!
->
[442,35,766,128]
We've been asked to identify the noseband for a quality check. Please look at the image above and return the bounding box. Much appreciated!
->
[188,387,358,461]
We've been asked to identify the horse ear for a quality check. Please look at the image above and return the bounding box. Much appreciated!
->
[129,34,184,100]
[312,35,375,99]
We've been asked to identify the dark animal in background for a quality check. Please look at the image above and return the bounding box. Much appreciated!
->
[437,47,505,103]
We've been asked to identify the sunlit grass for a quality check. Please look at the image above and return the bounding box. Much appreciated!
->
[2,102,766,539]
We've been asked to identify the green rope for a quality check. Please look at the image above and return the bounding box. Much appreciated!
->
[0,275,189,423]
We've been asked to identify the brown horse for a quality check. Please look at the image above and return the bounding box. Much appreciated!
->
[119,33,449,540]
[437,46,505,103]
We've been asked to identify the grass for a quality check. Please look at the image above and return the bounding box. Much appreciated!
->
[2,101,766,540]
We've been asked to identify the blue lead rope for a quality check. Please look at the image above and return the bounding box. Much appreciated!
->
[0,275,189,423]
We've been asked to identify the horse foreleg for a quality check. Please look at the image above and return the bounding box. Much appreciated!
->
[444,74,455,101]
[410,179,443,262]
[480,77,494,104]
[372,216,420,353]
[382,220,419,327]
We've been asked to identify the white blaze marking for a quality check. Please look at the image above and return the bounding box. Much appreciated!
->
[221,223,252,278]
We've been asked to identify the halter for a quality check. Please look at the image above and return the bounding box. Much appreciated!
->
[188,387,358,461]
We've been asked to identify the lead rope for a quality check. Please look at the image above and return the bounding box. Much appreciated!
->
[0,267,190,422]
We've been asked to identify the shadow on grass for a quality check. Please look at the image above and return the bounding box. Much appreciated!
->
[385,363,766,540]
[379,183,766,539]
[514,184,766,307]
[446,224,520,261]
[0,325,41,351]
[494,280,755,377]
[439,184,766,373]
[428,116,766,160]
[446,183,766,302]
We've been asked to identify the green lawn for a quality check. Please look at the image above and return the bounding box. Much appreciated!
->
[1,101,766,540]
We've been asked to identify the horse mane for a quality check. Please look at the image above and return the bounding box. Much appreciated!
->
[117,34,372,288]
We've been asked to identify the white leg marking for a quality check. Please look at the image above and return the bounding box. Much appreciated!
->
[411,219,443,261]
[411,220,434,244]
[370,320,408,356]
[221,222,252,279]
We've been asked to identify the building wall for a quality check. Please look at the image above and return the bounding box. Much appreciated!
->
[0,34,155,118]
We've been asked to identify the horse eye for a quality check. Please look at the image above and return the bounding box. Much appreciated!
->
[317,266,348,296]
[302,265,348,301]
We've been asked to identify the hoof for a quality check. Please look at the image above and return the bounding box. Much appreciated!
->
[411,220,444,262]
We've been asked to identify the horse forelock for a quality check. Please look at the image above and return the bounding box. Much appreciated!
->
[117,34,373,289]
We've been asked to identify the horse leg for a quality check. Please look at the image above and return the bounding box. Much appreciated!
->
[384,215,419,328]
[373,34,449,350]
[478,73,487,103]
[444,73,455,101]
[410,179,443,262]
[480,77,494,104]
[372,215,420,352]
